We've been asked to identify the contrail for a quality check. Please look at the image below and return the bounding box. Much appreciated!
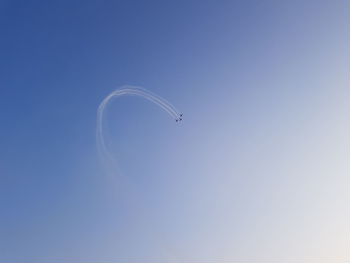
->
[96,85,182,175]
[96,85,186,262]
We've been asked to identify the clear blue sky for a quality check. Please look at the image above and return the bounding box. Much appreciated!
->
[1,1,350,262]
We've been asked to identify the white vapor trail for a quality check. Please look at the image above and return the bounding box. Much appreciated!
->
[96,85,182,175]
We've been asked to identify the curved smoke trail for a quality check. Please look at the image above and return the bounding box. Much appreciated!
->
[96,85,182,175]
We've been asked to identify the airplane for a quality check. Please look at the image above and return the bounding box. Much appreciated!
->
[176,114,183,122]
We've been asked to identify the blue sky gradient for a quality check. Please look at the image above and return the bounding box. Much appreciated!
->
[1,0,350,262]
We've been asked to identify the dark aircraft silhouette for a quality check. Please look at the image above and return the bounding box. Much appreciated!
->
[176,114,183,122]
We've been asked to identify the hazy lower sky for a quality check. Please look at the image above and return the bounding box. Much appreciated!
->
[1,1,350,262]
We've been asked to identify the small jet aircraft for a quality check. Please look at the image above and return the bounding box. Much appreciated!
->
[176,114,183,122]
